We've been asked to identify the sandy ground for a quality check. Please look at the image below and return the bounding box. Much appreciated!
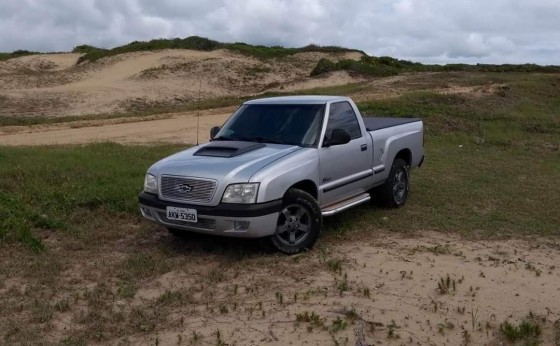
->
[116,231,560,345]
[0,109,233,146]
[3,228,558,345]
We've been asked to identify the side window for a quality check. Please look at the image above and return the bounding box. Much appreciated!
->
[326,102,362,140]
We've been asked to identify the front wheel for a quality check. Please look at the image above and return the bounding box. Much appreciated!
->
[271,189,322,254]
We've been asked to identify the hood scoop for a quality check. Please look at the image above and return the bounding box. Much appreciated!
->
[193,141,266,158]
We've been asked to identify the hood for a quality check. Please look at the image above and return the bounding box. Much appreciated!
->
[148,141,301,182]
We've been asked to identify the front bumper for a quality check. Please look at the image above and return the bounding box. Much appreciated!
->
[138,192,282,238]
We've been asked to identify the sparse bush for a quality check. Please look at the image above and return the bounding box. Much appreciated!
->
[309,54,560,78]
[500,318,541,344]
[310,58,337,76]
[296,311,324,328]
[0,50,38,61]
[310,58,399,78]
[331,317,348,332]
[437,274,457,294]
[72,45,103,54]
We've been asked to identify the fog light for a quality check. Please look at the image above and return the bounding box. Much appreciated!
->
[234,221,250,230]
[140,207,155,220]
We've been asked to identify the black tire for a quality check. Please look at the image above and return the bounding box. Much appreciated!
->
[374,158,409,208]
[271,189,322,254]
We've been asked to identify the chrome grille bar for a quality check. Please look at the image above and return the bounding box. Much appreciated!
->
[160,175,217,203]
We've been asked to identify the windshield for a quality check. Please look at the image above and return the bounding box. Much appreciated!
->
[214,104,325,147]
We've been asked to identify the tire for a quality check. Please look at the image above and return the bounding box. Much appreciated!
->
[374,158,409,208]
[271,189,323,254]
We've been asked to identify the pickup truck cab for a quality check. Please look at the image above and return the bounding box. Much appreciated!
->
[139,96,424,253]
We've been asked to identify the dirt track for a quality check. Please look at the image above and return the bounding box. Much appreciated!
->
[0,110,232,146]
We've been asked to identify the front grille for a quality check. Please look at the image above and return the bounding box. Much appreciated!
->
[157,212,216,230]
[160,175,217,203]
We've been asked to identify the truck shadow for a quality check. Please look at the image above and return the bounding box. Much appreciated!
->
[161,205,372,258]
[164,231,275,259]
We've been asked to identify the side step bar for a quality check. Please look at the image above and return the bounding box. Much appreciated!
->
[321,193,371,217]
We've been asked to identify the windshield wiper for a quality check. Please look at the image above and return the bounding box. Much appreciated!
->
[212,135,237,141]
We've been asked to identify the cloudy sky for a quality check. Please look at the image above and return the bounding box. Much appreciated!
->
[1,0,559,64]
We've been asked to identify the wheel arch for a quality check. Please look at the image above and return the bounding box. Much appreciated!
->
[287,180,318,200]
[394,148,412,167]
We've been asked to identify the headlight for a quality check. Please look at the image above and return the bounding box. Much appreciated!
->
[222,183,259,204]
[144,173,158,194]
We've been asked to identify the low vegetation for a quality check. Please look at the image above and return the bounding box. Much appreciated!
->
[3,35,560,78]
[500,317,542,345]
[1,74,558,246]
[70,36,364,63]
[310,55,560,78]
[0,49,40,61]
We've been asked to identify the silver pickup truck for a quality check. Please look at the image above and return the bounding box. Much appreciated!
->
[139,96,424,253]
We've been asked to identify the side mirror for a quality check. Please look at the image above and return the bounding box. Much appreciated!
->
[210,126,221,139]
[324,129,351,147]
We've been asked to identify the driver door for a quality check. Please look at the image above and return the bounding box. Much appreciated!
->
[319,102,373,206]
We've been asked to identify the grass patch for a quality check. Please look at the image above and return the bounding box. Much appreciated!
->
[325,136,560,237]
[500,318,542,345]
[1,74,559,250]
[358,73,560,147]
[320,74,560,237]
[0,142,182,250]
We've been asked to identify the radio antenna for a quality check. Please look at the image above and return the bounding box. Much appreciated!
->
[196,79,201,146]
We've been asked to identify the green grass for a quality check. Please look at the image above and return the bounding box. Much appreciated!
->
[1,74,560,250]
[0,143,182,250]
[320,73,560,238]
[358,73,560,148]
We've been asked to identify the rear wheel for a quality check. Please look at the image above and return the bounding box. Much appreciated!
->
[374,158,409,208]
[271,189,322,254]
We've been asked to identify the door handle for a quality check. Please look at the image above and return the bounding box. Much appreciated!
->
[360,144,367,151]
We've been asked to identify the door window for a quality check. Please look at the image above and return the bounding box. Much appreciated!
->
[326,102,362,140]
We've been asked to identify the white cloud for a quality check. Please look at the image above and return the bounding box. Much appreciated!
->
[0,0,558,64]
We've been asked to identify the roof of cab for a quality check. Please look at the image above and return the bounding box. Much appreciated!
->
[244,95,350,105]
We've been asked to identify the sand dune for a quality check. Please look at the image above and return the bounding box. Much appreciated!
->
[0,49,364,117]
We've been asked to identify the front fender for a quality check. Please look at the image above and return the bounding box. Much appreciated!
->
[250,148,320,203]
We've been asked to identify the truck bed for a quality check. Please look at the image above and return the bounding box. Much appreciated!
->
[363,117,422,131]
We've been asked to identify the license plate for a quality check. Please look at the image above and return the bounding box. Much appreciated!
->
[166,207,197,223]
